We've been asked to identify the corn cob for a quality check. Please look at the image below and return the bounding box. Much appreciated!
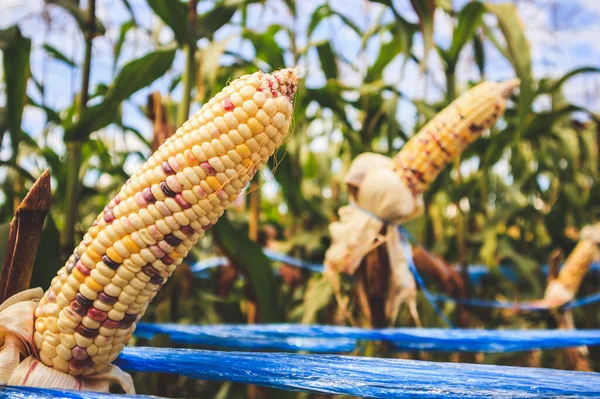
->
[33,68,299,376]
[394,79,520,194]
[544,223,600,305]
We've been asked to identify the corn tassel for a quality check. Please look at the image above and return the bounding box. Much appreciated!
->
[33,68,299,376]
[394,79,520,194]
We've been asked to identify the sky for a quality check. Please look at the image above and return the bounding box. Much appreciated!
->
[0,0,599,196]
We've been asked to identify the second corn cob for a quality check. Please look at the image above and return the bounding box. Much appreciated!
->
[394,79,520,194]
[33,68,299,376]
[544,223,600,306]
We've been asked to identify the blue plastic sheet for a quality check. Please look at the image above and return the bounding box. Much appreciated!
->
[134,323,357,352]
[116,347,600,398]
[134,323,600,353]
[0,386,156,399]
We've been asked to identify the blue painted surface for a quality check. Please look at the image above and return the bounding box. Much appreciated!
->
[134,323,600,353]
[115,347,600,398]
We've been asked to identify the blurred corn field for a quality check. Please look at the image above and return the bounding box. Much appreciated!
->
[1,0,600,397]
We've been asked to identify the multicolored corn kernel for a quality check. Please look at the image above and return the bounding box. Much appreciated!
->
[394,79,520,195]
[34,68,300,375]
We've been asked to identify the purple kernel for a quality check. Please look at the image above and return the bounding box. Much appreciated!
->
[70,300,87,317]
[76,293,94,309]
[150,275,164,285]
[160,181,177,197]
[98,292,118,305]
[76,325,99,339]
[142,264,160,277]
[120,313,137,327]
[142,187,157,204]
[161,161,175,175]
[180,225,196,236]
[161,255,174,265]
[164,234,182,247]
[102,254,120,270]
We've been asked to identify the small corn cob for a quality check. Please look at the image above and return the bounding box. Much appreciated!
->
[394,79,520,194]
[33,68,299,376]
[545,223,600,305]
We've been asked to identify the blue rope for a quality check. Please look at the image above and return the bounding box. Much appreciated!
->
[189,250,600,312]
[398,226,454,327]
[114,347,600,398]
[188,203,600,316]
[134,323,600,353]
[564,292,600,310]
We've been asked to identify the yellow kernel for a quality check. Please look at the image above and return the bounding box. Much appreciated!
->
[89,225,100,238]
[84,277,104,292]
[247,118,264,134]
[122,235,140,253]
[242,158,253,169]
[236,144,252,159]
[85,247,102,262]
[71,268,85,283]
[106,247,124,264]
[206,176,222,191]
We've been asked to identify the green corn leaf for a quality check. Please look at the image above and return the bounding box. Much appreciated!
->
[64,48,175,142]
[43,43,75,67]
[147,0,189,46]
[211,216,283,323]
[0,26,31,153]
[316,42,338,80]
